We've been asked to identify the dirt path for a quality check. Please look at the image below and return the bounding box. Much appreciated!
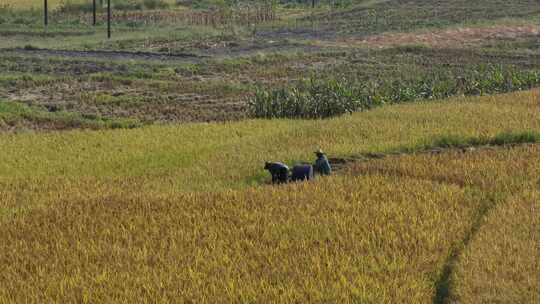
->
[9,24,539,61]
[0,39,327,62]
[201,38,325,58]
[328,142,539,173]
[0,48,205,62]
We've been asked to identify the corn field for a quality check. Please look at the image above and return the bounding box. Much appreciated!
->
[249,66,540,119]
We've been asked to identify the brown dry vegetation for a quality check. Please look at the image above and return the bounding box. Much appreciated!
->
[3,77,248,123]
[323,24,540,49]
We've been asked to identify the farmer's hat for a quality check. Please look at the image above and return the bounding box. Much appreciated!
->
[314,149,325,155]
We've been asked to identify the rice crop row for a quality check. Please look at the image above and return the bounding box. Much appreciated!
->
[449,190,540,303]
[1,88,540,203]
[349,144,540,303]
[0,171,490,303]
[1,137,539,302]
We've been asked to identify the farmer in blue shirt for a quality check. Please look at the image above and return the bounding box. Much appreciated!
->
[313,149,332,176]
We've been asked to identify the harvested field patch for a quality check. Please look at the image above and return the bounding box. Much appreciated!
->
[2,79,248,126]
[324,24,540,49]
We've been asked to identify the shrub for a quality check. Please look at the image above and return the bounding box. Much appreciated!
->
[23,44,38,51]
[113,0,143,10]
[143,0,169,9]
[56,1,95,13]
[248,78,380,119]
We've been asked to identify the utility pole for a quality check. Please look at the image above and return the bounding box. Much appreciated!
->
[107,0,111,38]
[44,0,48,27]
[93,0,96,26]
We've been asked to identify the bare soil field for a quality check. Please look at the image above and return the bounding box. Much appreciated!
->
[323,24,540,49]
[2,0,540,130]
[0,79,248,126]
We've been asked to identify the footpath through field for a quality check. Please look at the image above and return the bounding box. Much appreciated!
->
[0,48,205,63]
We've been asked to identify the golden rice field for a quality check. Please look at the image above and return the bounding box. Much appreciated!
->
[350,144,540,303]
[450,190,540,303]
[0,174,486,303]
[1,89,540,196]
[1,89,540,302]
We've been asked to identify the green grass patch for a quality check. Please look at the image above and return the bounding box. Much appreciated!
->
[427,131,540,150]
[0,101,142,131]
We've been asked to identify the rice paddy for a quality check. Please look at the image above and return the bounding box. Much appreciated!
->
[1,89,540,302]
[1,0,540,302]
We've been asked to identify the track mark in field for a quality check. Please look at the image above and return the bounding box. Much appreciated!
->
[338,153,504,303]
[432,195,499,304]
[330,142,540,174]
[328,143,536,304]
[331,150,506,304]
[0,48,205,63]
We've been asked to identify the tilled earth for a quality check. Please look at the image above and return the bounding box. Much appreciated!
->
[0,39,336,130]
[328,24,540,49]
[0,79,249,124]
[2,21,540,131]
